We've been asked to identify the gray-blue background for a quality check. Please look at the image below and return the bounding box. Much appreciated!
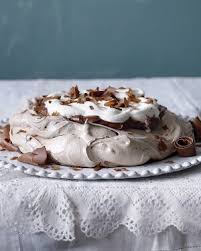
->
[0,0,201,79]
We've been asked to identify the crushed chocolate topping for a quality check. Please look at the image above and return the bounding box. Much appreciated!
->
[69,85,80,98]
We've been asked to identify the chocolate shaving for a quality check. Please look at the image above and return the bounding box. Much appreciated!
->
[158,139,168,152]
[127,89,140,103]
[88,87,104,97]
[17,146,48,166]
[52,111,61,116]
[43,95,61,101]
[34,98,48,116]
[10,156,18,160]
[94,163,103,171]
[174,136,196,157]
[69,85,80,99]
[51,164,61,170]
[72,166,82,171]
[104,99,118,108]
[0,125,18,152]
[17,129,27,133]
[192,117,201,142]
[162,125,168,130]
[116,98,129,108]
[114,167,128,171]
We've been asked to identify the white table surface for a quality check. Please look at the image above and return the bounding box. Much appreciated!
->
[1,78,201,251]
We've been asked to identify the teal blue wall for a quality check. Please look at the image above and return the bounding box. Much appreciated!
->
[0,0,201,79]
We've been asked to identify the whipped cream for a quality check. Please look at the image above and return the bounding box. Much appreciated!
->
[44,88,160,123]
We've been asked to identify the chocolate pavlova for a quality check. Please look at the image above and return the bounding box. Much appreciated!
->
[4,86,197,167]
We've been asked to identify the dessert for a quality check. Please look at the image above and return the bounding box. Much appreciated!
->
[4,86,195,167]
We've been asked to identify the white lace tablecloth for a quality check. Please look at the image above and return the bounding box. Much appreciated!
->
[0,78,201,250]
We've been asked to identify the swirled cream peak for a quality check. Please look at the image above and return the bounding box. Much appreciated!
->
[42,87,160,124]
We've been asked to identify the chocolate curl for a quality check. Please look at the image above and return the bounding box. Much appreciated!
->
[18,146,48,166]
[191,117,201,142]
[0,125,18,152]
[174,136,196,157]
